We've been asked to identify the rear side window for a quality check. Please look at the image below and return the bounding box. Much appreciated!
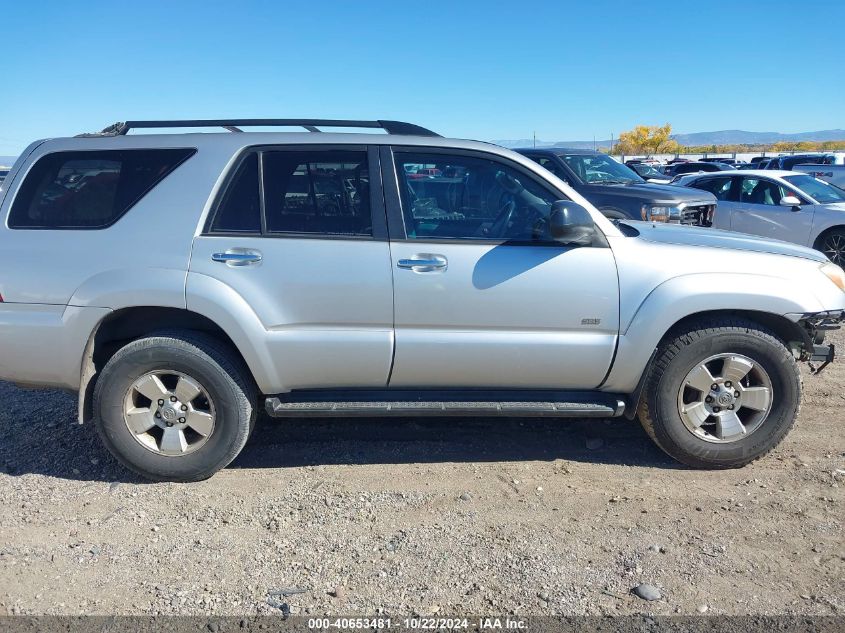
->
[210,153,261,233]
[8,149,195,229]
[691,176,734,201]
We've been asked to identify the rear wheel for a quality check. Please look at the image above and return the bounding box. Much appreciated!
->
[637,318,801,468]
[94,331,256,482]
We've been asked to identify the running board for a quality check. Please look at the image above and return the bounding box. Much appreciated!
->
[265,390,626,418]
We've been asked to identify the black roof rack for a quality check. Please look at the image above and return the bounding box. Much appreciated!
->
[78,119,440,138]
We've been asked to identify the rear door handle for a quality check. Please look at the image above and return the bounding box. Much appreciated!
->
[212,249,262,266]
[397,255,448,272]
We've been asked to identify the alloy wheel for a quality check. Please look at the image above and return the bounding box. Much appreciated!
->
[123,371,216,456]
[821,233,845,267]
[677,353,774,443]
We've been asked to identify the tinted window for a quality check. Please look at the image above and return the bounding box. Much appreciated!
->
[528,155,566,179]
[740,177,785,205]
[782,155,824,170]
[673,164,696,174]
[9,149,194,229]
[263,151,371,236]
[396,152,561,241]
[691,176,734,201]
[210,153,261,233]
[675,163,721,174]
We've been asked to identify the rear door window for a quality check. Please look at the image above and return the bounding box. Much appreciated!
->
[691,176,735,201]
[262,150,372,236]
[739,177,786,206]
[8,149,195,229]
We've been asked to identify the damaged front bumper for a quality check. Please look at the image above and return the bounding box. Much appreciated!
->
[796,310,844,374]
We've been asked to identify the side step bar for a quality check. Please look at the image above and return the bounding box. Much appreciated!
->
[265,390,626,418]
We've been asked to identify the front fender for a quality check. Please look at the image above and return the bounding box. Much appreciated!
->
[603,272,826,393]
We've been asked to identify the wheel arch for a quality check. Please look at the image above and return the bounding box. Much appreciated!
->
[78,306,257,424]
[606,271,824,398]
[620,308,808,419]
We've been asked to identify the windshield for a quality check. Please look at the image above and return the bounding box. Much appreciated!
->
[630,163,665,179]
[561,154,643,184]
[783,174,845,204]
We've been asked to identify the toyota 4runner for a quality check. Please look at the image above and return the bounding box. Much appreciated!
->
[0,118,843,481]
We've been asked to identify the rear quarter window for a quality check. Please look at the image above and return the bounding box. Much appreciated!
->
[8,148,195,229]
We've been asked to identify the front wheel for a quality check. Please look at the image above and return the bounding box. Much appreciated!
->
[637,318,801,469]
[815,228,845,268]
[93,331,256,482]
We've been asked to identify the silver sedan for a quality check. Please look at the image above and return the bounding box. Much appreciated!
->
[675,169,845,266]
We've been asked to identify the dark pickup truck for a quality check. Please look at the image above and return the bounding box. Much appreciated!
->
[515,147,716,225]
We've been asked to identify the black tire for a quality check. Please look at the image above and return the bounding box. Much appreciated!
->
[814,227,845,268]
[637,317,801,469]
[93,330,256,482]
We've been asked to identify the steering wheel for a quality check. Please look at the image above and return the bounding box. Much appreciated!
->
[489,195,517,238]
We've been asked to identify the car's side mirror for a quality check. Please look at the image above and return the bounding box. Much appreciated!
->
[780,195,802,209]
[549,200,595,246]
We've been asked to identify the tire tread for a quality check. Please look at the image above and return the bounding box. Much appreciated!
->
[637,316,801,469]
[93,329,256,482]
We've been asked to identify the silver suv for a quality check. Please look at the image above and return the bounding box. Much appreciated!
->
[1,119,843,482]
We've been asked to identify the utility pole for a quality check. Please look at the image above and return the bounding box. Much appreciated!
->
[593,135,596,151]
[611,133,614,155]
[533,131,536,148]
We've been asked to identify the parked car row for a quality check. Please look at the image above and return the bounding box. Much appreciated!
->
[621,153,845,180]
[519,150,845,267]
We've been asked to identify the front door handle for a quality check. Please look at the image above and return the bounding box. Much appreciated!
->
[212,249,262,266]
[397,255,448,272]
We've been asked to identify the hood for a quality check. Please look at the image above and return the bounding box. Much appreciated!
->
[622,221,829,263]
[580,181,715,203]
[820,202,845,212]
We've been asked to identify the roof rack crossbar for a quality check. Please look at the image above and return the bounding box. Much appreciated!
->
[80,119,440,137]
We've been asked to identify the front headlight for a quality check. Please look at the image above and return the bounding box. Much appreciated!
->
[820,262,845,292]
[641,204,682,223]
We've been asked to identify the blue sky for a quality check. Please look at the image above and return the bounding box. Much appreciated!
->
[1,0,843,155]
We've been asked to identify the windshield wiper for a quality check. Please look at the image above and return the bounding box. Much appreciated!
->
[593,179,635,185]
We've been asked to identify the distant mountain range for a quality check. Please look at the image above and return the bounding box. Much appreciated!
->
[494,129,845,149]
[0,156,16,167]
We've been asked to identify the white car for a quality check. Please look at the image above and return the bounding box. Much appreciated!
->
[675,169,845,266]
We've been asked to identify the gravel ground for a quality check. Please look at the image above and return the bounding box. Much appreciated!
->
[0,330,842,617]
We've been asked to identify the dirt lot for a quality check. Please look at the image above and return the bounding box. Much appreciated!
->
[0,331,843,618]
